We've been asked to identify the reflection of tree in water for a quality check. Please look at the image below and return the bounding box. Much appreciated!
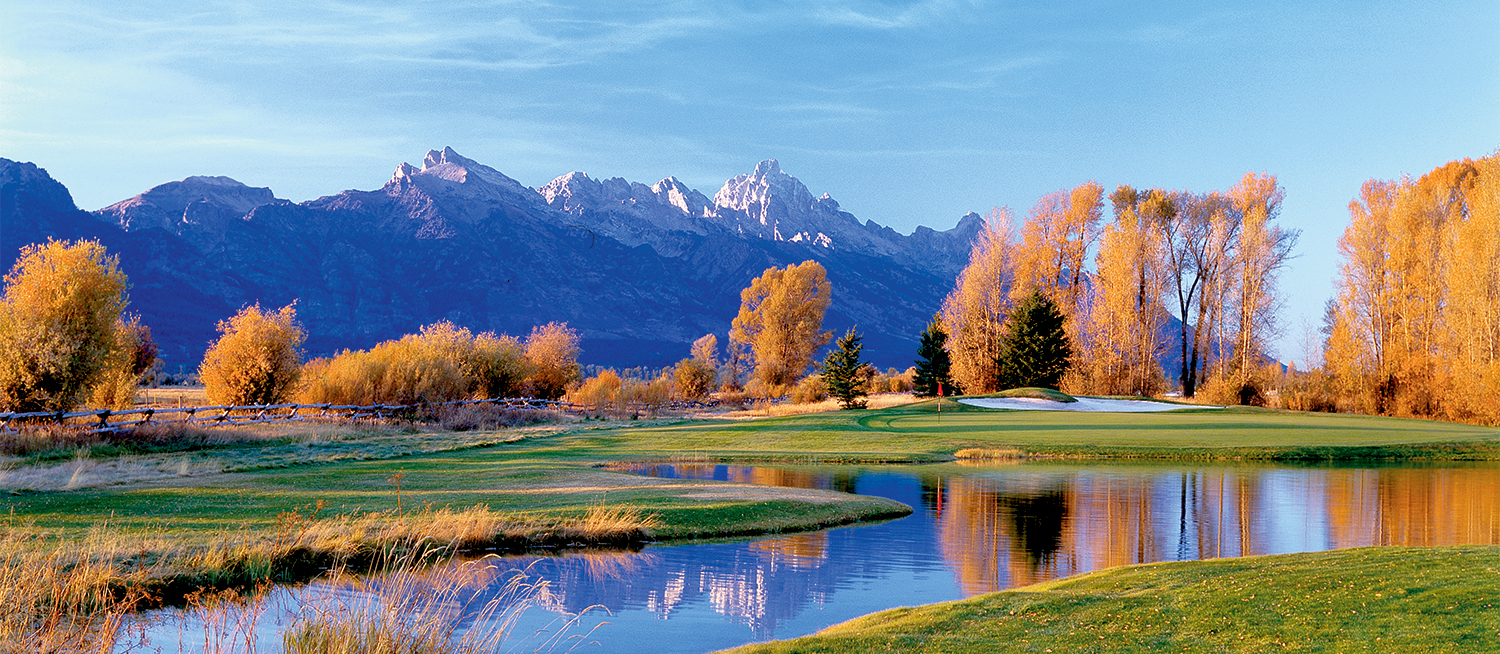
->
[1000,490,1067,569]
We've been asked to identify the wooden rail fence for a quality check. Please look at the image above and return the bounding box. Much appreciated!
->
[0,397,728,434]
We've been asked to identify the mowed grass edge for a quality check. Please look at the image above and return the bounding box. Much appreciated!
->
[721,546,1500,653]
[591,400,1500,462]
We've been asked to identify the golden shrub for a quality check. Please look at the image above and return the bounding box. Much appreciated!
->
[0,239,130,412]
[200,303,305,406]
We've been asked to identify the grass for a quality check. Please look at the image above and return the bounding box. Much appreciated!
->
[993,387,1077,403]
[590,399,1500,462]
[3,528,575,654]
[722,546,1500,653]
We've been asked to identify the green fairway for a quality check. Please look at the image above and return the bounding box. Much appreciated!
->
[721,546,1500,653]
[581,399,1500,462]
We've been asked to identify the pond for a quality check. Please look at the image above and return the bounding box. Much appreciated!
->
[131,461,1500,652]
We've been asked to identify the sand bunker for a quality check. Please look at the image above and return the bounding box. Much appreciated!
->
[958,397,1218,412]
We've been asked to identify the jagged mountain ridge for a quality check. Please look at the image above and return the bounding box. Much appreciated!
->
[2,149,983,371]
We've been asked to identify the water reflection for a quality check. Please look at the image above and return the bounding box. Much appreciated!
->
[135,461,1500,653]
[618,462,1500,601]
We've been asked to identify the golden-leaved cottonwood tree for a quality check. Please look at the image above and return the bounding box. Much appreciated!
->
[1082,187,1173,396]
[729,260,832,391]
[941,210,1016,394]
[1327,154,1499,423]
[0,239,133,412]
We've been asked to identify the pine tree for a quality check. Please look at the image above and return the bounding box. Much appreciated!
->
[996,290,1074,390]
[821,328,868,410]
[912,317,955,397]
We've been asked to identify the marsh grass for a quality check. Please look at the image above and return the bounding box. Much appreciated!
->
[0,501,661,626]
[953,448,1024,461]
[0,528,154,654]
[278,554,595,654]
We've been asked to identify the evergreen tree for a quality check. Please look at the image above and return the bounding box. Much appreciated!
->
[995,290,1074,390]
[912,317,955,397]
[821,328,868,410]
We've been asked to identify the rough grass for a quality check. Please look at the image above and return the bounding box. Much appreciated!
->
[3,529,568,654]
[724,546,1500,653]
[1,502,664,613]
[993,387,1077,403]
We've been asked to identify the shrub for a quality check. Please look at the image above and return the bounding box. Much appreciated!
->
[200,303,305,406]
[87,316,158,410]
[571,369,623,414]
[673,357,717,400]
[789,374,828,404]
[0,239,130,412]
[300,322,529,406]
[524,322,581,400]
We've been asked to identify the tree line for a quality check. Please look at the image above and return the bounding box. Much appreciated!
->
[1323,153,1500,424]
[928,172,1299,404]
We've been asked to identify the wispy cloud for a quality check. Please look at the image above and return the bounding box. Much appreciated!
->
[808,0,965,30]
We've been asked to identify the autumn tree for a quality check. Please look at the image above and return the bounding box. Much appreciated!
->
[673,333,719,400]
[1436,155,1500,423]
[1327,153,1499,422]
[912,317,955,397]
[1011,182,1104,318]
[729,260,832,391]
[525,321,581,400]
[821,328,868,410]
[1080,187,1172,395]
[89,316,159,409]
[0,239,131,412]
[1156,191,1233,397]
[995,290,1073,390]
[200,303,305,406]
[1221,173,1297,399]
[941,210,1017,394]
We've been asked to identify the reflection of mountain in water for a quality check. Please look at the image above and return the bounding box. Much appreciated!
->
[462,466,940,637]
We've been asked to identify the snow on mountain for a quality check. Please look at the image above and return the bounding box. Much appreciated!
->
[538,170,712,252]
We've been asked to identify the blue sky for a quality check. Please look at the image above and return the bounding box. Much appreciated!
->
[2,0,1497,364]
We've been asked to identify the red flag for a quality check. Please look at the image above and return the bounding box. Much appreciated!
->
[938,382,944,397]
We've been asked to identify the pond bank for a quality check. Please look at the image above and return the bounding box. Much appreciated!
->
[721,545,1500,653]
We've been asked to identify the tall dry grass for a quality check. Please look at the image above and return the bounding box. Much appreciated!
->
[0,528,154,654]
[300,322,530,407]
[2,503,653,652]
[280,556,579,654]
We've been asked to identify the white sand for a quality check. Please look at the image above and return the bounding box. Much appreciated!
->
[958,397,1219,412]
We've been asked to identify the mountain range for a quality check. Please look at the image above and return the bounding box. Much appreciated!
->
[1,148,984,373]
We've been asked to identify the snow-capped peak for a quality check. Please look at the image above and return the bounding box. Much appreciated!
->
[386,147,534,203]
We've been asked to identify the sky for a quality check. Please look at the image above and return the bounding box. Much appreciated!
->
[2,0,1497,365]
